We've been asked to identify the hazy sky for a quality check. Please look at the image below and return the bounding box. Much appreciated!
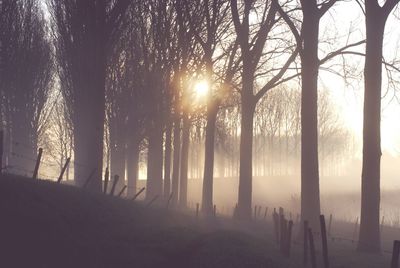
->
[320,2,400,157]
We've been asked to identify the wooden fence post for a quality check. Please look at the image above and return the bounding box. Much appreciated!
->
[146,195,159,207]
[286,220,293,257]
[166,192,173,209]
[273,208,280,244]
[57,157,70,183]
[353,216,359,241]
[103,167,109,194]
[196,203,199,218]
[83,169,96,189]
[280,215,287,254]
[233,203,238,218]
[309,228,317,268]
[213,204,217,217]
[0,130,3,174]
[132,187,145,201]
[264,207,268,220]
[328,214,333,236]
[32,148,43,180]
[109,175,119,196]
[117,185,127,197]
[320,215,329,268]
[391,240,400,268]
[303,220,309,266]
[279,207,284,217]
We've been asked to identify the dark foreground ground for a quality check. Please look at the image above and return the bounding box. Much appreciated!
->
[0,174,393,267]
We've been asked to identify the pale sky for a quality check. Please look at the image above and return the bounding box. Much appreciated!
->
[320,1,400,157]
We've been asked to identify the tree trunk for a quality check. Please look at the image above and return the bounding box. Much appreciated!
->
[73,5,106,191]
[171,116,181,205]
[146,120,164,200]
[300,7,321,229]
[163,121,172,198]
[73,80,105,192]
[179,112,190,207]
[358,9,385,253]
[201,102,218,215]
[127,140,139,198]
[110,125,125,192]
[236,96,256,220]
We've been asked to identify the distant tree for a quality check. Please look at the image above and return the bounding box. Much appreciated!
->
[48,96,73,178]
[358,0,399,253]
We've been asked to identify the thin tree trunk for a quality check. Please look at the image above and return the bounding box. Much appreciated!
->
[179,112,190,207]
[127,140,139,198]
[163,120,172,198]
[146,120,164,200]
[110,127,125,191]
[202,102,218,215]
[171,116,181,205]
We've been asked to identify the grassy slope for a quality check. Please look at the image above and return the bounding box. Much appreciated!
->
[0,174,292,268]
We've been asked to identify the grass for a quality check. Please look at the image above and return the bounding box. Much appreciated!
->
[0,174,292,267]
[0,174,394,267]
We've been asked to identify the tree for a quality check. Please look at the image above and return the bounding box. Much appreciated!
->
[358,0,399,253]
[48,96,73,178]
[184,0,238,214]
[230,0,298,220]
[50,0,131,190]
[274,0,365,228]
[0,0,53,173]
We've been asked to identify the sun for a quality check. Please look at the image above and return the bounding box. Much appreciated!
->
[194,80,209,98]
